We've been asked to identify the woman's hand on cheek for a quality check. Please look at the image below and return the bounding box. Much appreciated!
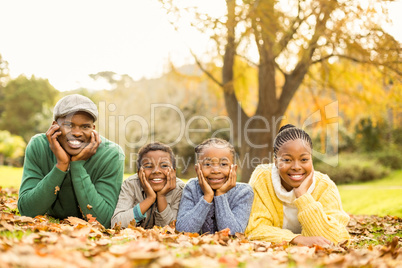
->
[294,168,314,198]
[196,163,214,203]
[215,164,237,196]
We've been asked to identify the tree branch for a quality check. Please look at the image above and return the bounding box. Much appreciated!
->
[275,61,286,76]
[235,53,258,67]
[278,2,336,116]
[312,54,402,76]
[275,1,307,57]
[189,49,223,88]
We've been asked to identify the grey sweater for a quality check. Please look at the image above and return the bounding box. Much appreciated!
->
[175,178,254,235]
[111,174,185,228]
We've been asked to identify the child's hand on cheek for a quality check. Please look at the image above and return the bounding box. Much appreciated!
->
[196,163,214,203]
[294,168,314,198]
[139,167,157,201]
[157,167,176,197]
[215,164,237,196]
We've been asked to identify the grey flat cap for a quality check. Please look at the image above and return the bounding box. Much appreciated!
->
[53,94,98,122]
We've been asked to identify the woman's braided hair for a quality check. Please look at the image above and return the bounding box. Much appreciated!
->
[195,138,236,162]
[273,124,313,158]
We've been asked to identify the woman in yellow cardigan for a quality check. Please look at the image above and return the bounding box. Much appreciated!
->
[245,124,350,246]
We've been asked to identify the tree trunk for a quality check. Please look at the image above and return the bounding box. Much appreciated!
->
[221,0,308,182]
[238,127,275,182]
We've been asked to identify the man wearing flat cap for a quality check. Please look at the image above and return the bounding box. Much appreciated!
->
[18,94,124,228]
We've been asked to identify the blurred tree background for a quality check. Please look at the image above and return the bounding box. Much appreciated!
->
[159,0,401,181]
[0,55,59,166]
[0,0,401,183]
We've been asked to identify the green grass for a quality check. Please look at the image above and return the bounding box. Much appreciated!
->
[0,166,23,188]
[339,189,402,217]
[338,170,402,217]
[340,170,402,187]
[0,230,33,240]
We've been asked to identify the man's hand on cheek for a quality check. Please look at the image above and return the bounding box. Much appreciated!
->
[71,130,101,161]
[46,123,70,171]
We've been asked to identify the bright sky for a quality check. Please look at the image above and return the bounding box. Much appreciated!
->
[0,0,401,92]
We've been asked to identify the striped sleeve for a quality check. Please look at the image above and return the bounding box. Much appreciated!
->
[295,176,350,243]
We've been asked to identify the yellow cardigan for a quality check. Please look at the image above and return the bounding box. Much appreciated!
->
[245,164,350,244]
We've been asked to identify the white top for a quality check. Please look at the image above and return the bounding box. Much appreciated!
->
[271,164,316,234]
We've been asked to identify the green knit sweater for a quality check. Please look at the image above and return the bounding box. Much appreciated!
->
[18,134,124,228]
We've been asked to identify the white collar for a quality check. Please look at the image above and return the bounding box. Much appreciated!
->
[271,164,315,208]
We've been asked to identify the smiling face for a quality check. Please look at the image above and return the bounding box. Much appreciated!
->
[55,111,95,156]
[198,146,233,190]
[141,150,173,192]
[274,139,313,191]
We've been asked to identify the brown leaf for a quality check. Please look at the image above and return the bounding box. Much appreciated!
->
[338,239,349,249]
[1,212,15,221]
[111,221,121,234]
[86,204,92,210]
[234,232,246,240]
[127,219,138,229]
[2,186,402,268]
[54,186,60,195]
[65,217,91,227]
[313,244,325,252]
[185,232,200,238]
[169,219,176,229]
[218,228,230,237]
[70,226,92,238]
[86,214,97,223]
[14,216,35,223]
[218,255,239,267]
[380,236,400,258]
[0,220,14,231]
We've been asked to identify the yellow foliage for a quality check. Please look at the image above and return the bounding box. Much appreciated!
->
[285,60,401,134]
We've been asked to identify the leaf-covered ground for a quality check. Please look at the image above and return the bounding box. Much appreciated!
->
[1,187,401,268]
